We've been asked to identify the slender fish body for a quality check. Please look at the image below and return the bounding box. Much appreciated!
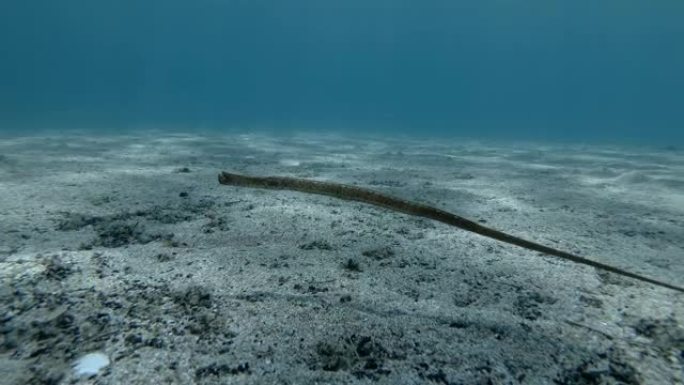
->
[219,171,684,293]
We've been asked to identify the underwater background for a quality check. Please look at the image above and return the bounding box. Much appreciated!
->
[1,0,683,144]
[3,2,684,384]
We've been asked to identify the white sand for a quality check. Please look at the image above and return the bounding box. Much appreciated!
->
[0,132,682,384]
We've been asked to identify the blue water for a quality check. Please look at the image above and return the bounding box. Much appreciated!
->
[1,0,683,144]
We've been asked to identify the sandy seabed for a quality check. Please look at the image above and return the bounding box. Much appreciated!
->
[0,131,683,384]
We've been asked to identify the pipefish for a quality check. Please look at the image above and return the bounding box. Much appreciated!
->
[218,171,684,293]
